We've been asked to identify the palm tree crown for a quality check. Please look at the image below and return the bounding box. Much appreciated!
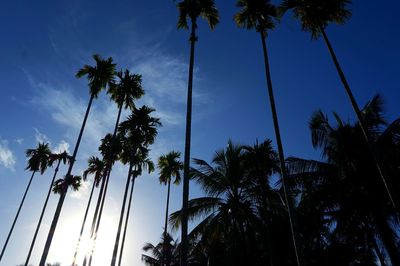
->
[158,151,183,185]
[235,0,277,33]
[25,142,52,174]
[280,0,351,38]
[108,69,144,109]
[177,0,219,29]
[83,156,106,187]
[76,54,116,97]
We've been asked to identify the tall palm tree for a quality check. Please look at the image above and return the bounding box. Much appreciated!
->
[116,146,155,266]
[175,1,219,264]
[234,1,300,264]
[24,151,71,266]
[85,134,122,266]
[279,0,397,212]
[85,69,144,266]
[158,151,183,266]
[71,156,105,266]
[0,142,51,262]
[286,95,400,265]
[39,54,116,265]
[111,106,161,266]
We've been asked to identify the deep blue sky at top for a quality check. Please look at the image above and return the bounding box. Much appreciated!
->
[0,0,399,265]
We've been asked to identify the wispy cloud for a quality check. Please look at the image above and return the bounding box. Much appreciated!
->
[0,139,16,170]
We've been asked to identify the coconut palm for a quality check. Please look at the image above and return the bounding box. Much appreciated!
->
[142,233,180,266]
[286,95,400,265]
[71,156,105,266]
[116,146,155,266]
[175,1,219,264]
[0,142,51,262]
[39,54,116,265]
[234,1,300,264]
[24,151,71,266]
[110,106,161,266]
[279,0,397,212]
[158,151,183,266]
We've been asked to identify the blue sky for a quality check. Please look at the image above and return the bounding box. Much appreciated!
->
[0,0,399,265]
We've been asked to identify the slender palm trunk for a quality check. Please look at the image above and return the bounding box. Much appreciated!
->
[39,94,94,266]
[87,169,111,266]
[85,104,123,266]
[260,31,301,266]
[25,160,62,266]
[161,180,172,266]
[71,179,96,266]
[117,175,136,266]
[319,26,398,213]
[0,170,36,262]
[111,163,134,265]
[181,19,197,266]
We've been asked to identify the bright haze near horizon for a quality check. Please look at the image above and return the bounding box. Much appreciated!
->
[0,0,399,265]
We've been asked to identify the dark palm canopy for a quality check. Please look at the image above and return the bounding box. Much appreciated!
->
[83,156,106,187]
[280,0,351,38]
[234,0,277,33]
[108,69,144,109]
[76,54,116,97]
[158,151,183,185]
[176,0,219,29]
[25,143,52,174]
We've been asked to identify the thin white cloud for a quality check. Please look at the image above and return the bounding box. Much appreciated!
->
[0,139,16,170]
[34,128,51,144]
[53,140,70,154]
[15,138,24,145]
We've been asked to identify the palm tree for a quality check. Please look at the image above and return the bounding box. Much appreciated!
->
[71,156,105,266]
[39,54,116,265]
[0,142,51,262]
[175,1,219,264]
[142,233,180,266]
[158,151,183,266]
[279,0,397,212]
[85,69,143,266]
[110,106,161,266]
[286,95,400,265]
[24,151,71,266]
[234,1,301,264]
[116,146,155,266]
[85,134,122,266]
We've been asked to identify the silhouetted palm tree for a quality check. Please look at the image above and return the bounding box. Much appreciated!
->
[86,69,143,266]
[142,233,180,266]
[0,142,50,262]
[279,0,398,212]
[39,54,115,265]
[111,106,161,266]
[287,95,400,265]
[158,151,183,266]
[175,1,219,264]
[24,151,71,266]
[71,156,105,266]
[85,134,122,266]
[235,1,300,264]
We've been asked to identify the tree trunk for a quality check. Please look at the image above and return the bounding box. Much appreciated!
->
[86,103,123,265]
[181,18,197,266]
[161,180,172,266]
[25,160,62,266]
[260,31,300,266]
[117,174,136,266]
[39,94,94,266]
[0,171,36,262]
[111,163,134,266]
[319,26,398,213]
[88,169,111,266]
[71,178,96,266]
